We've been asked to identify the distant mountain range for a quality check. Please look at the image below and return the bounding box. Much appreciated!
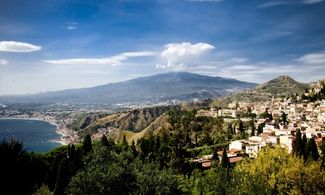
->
[0,72,257,105]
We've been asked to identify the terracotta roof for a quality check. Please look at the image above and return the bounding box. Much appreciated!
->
[229,156,243,163]
[202,161,212,168]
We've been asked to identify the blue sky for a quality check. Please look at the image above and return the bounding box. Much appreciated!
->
[0,0,325,95]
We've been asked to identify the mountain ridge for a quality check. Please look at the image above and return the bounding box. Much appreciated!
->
[0,72,257,105]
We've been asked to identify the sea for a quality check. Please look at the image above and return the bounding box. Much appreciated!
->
[0,118,62,152]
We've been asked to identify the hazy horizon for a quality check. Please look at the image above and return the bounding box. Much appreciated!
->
[0,71,313,96]
[1,0,325,95]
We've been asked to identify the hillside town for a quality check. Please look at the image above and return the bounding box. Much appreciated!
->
[194,81,325,168]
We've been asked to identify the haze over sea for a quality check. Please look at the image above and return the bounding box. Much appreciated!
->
[0,119,62,152]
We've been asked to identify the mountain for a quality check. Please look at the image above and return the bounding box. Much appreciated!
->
[0,72,257,105]
[255,75,309,96]
[215,75,311,104]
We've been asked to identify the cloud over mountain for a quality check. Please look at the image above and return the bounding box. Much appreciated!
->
[157,42,215,69]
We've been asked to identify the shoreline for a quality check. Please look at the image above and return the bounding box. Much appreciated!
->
[0,117,72,145]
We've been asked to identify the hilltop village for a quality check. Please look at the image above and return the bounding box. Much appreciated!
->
[194,81,325,168]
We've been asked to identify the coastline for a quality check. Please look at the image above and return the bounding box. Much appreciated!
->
[0,117,74,145]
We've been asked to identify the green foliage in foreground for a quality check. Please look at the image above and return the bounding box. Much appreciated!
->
[67,144,181,195]
[1,134,325,195]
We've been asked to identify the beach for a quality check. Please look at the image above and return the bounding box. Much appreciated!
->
[0,116,79,145]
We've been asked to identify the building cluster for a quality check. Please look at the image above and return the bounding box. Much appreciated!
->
[194,89,325,168]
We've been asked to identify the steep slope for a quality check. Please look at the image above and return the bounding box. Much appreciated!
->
[0,72,257,105]
[116,113,171,143]
[255,75,309,95]
[83,106,171,134]
[216,75,311,104]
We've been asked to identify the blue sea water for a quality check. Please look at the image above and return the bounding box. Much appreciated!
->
[0,119,62,152]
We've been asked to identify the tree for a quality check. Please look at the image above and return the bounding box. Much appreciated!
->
[157,143,171,169]
[54,158,70,195]
[130,140,138,158]
[67,157,137,195]
[321,141,325,170]
[0,138,48,195]
[212,147,219,167]
[302,134,307,161]
[236,146,325,194]
[121,135,129,151]
[295,129,303,157]
[257,123,264,135]
[34,185,53,195]
[250,120,255,136]
[239,120,244,133]
[307,137,319,161]
[101,135,109,148]
[135,163,181,195]
[281,112,287,125]
[138,138,152,161]
[83,134,92,155]
[221,148,230,169]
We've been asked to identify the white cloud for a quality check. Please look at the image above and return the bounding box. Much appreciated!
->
[228,57,249,63]
[257,0,323,8]
[44,51,156,66]
[0,59,8,65]
[257,1,291,8]
[0,41,42,52]
[158,42,215,69]
[302,0,324,4]
[227,65,257,70]
[66,22,78,30]
[67,26,77,30]
[297,52,325,64]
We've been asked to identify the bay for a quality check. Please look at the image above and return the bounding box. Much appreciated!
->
[0,118,62,152]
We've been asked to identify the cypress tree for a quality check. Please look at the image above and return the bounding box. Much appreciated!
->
[212,147,219,167]
[130,140,138,157]
[221,148,230,169]
[227,124,232,134]
[320,141,325,170]
[282,112,287,124]
[70,144,75,160]
[308,137,319,161]
[101,134,109,147]
[69,144,78,175]
[295,129,303,157]
[212,147,219,162]
[54,158,69,195]
[121,135,129,151]
[83,134,92,155]
[257,123,264,135]
[239,120,244,133]
[302,134,307,161]
[250,120,255,136]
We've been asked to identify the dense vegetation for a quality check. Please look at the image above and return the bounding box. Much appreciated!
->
[2,133,325,195]
[1,107,325,194]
